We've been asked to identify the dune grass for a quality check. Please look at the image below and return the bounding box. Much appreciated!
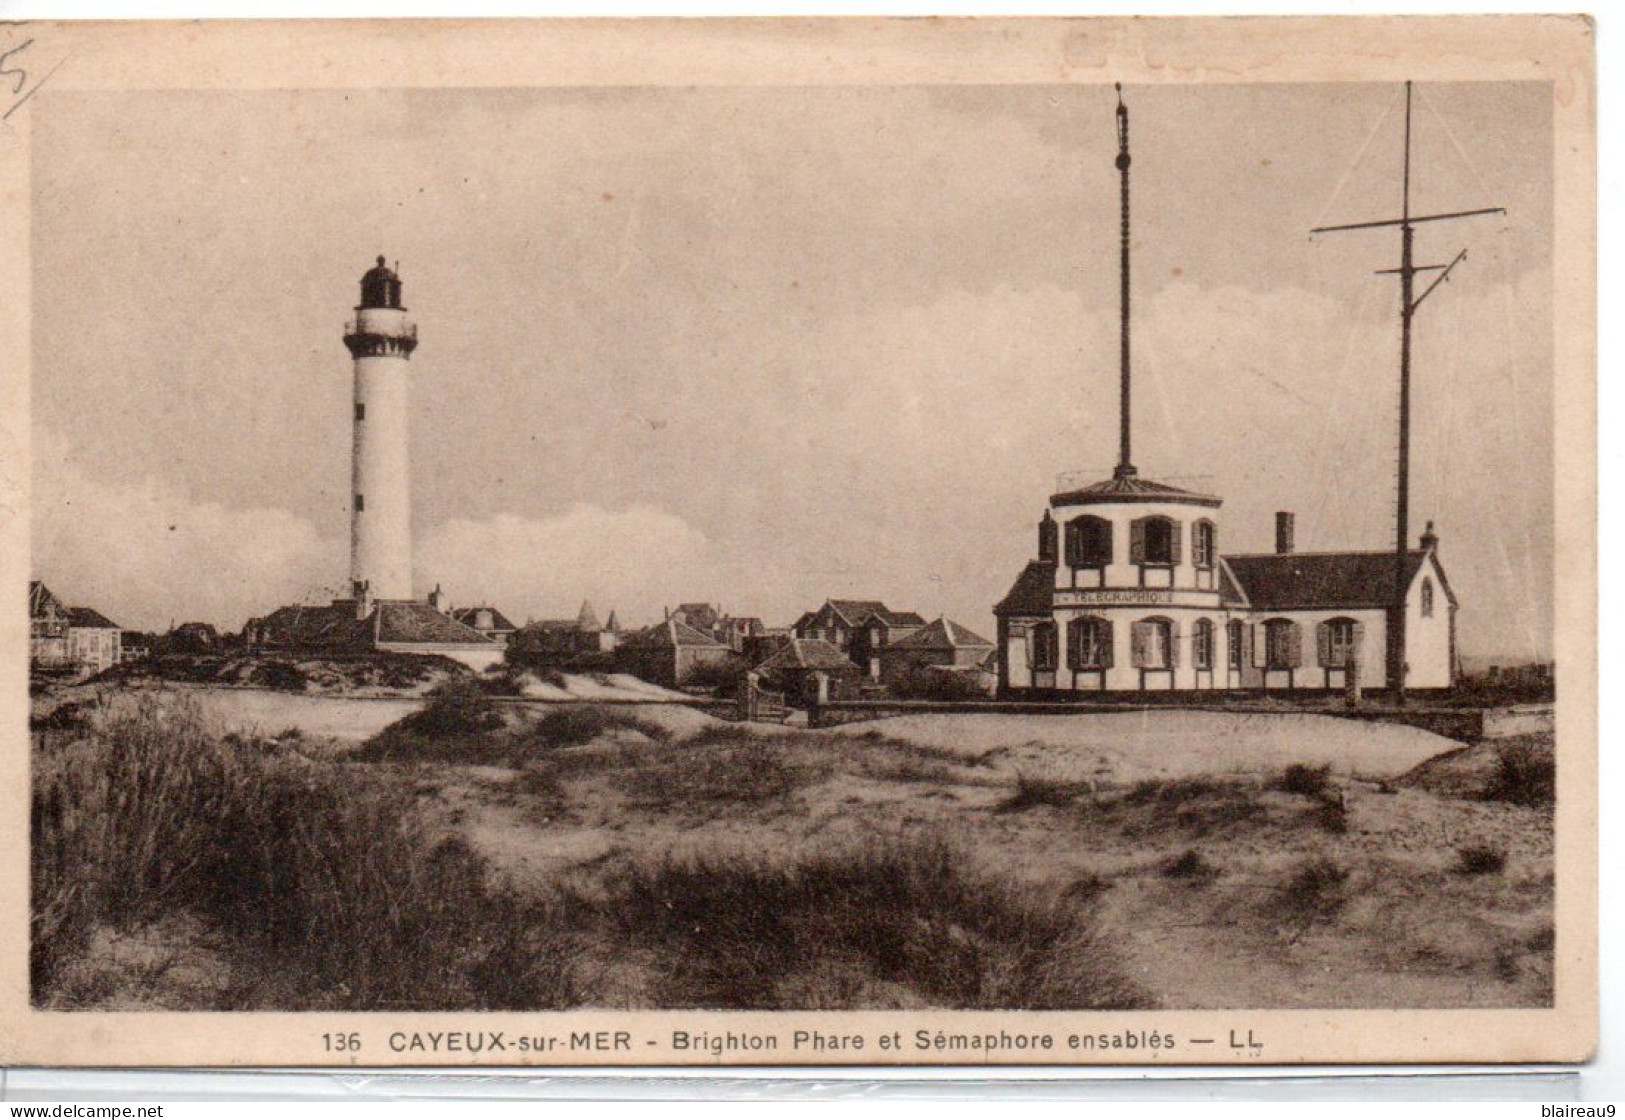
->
[34,699,1146,1011]
[31,696,575,1009]
[574,837,1147,1010]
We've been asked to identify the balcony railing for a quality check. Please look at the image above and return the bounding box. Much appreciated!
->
[1054,469,1106,493]
[343,320,417,340]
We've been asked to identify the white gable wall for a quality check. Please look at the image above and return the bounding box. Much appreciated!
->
[1404,552,1455,689]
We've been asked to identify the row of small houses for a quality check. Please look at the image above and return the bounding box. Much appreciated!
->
[605,599,996,699]
[466,596,997,697]
[31,581,227,676]
[31,576,996,699]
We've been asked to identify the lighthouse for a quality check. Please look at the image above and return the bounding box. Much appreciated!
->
[343,256,418,606]
[243,257,503,669]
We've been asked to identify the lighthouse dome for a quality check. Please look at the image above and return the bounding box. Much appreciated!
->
[358,255,404,310]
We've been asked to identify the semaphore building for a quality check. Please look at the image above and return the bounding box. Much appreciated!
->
[993,88,1457,699]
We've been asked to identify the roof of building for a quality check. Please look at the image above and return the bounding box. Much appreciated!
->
[1050,472,1222,509]
[994,561,1057,617]
[672,602,720,629]
[629,618,730,649]
[1218,559,1249,608]
[29,581,66,618]
[814,600,927,629]
[450,606,519,633]
[826,599,887,624]
[251,599,494,649]
[527,619,583,633]
[362,256,398,284]
[67,606,120,630]
[372,601,497,645]
[249,603,369,649]
[754,637,860,673]
[1222,549,1455,612]
[604,610,620,632]
[577,600,602,631]
[887,616,993,651]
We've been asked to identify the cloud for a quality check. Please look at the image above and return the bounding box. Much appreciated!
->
[31,427,333,632]
[32,427,718,635]
[418,504,713,627]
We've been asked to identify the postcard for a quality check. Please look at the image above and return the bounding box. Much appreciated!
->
[4,15,1596,1066]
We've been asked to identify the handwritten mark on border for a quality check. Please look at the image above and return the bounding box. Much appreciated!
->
[0,25,67,123]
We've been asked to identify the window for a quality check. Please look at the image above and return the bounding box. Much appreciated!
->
[1193,618,1215,670]
[1032,622,1058,672]
[1065,516,1113,568]
[1067,616,1113,670]
[355,493,365,512]
[1421,578,1435,618]
[355,401,365,422]
[1131,516,1181,566]
[1228,619,1245,670]
[1264,618,1302,670]
[1132,617,1176,669]
[1319,617,1358,668]
[1193,519,1216,569]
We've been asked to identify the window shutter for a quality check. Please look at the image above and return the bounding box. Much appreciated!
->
[1168,521,1183,565]
[1251,622,1268,668]
[1167,620,1180,667]
[1316,621,1332,667]
[1100,620,1115,668]
[1129,518,1147,564]
[1131,621,1148,667]
[1351,620,1366,673]
[1284,623,1303,668]
[1065,620,1080,669]
[1094,518,1114,566]
[1063,522,1079,568]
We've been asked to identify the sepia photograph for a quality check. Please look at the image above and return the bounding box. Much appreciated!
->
[4,17,1596,1068]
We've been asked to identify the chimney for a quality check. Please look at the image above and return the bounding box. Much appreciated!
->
[1420,520,1439,553]
[1275,512,1295,555]
[1038,508,1058,564]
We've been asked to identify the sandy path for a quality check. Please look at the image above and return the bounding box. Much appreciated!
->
[831,710,1459,783]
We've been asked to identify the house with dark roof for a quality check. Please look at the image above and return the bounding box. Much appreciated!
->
[509,600,621,662]
[243,595,502,670]
[995,503,1457,697]
[791,599,928,675]
[877,616,995,676]
[665,603,766,653]
[752,637,864,702]
[29,581,122,674]
[619,617,734,688]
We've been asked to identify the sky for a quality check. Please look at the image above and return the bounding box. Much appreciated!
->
[30,82,1553,659]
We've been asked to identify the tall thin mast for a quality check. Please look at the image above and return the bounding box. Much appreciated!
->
[1114,83,1135,479]
[1312,81,1503,705]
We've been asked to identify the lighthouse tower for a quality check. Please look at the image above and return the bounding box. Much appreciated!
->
[343,257,418,606]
